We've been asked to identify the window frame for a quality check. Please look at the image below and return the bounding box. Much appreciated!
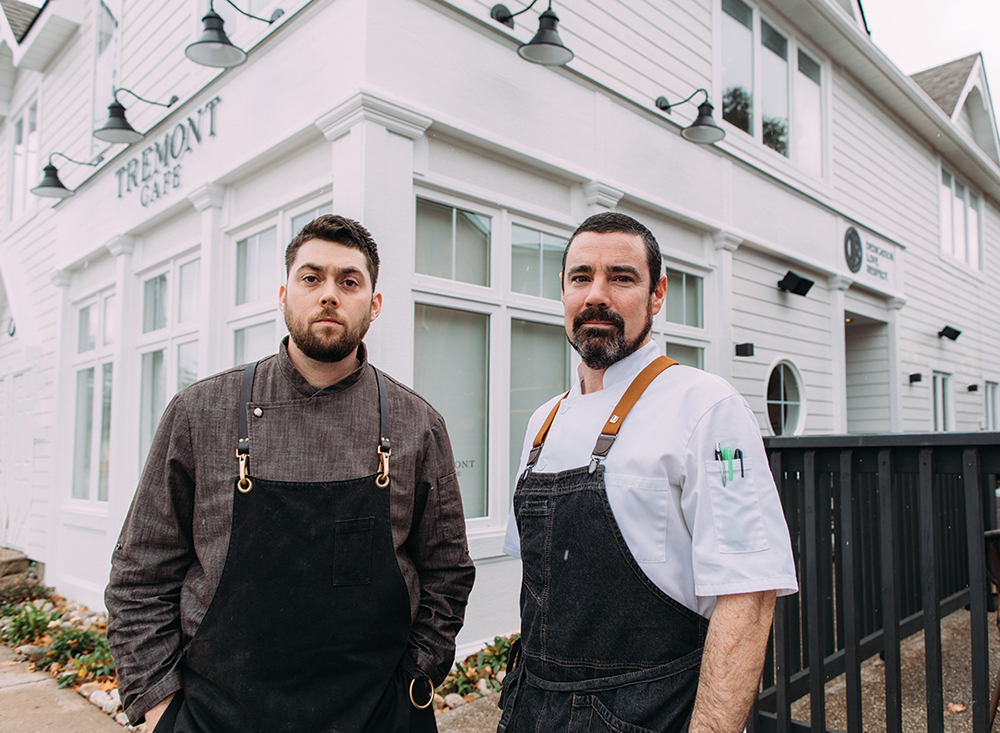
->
[765,358,805,436]
[9,96,40,222]
[984,380,997,431]
[655,258,710,367]
[939,166,983,270]
[717,0,828,179]
[69,288,117,503]
[932,370,953,432]
[92,0,121,133]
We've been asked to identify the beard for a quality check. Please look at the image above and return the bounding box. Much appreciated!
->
[285,305,371,363]
[569,304,652,370]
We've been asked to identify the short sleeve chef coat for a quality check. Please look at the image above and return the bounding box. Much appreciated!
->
[504,341,798,618]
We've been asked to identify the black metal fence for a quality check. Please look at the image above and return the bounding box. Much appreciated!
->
[752,433,1000,733]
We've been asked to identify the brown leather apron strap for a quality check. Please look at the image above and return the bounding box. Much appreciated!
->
[526,355,678,474]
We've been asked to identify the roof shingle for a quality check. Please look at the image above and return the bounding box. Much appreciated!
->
[0,0,41,43]
[910,53,980,116]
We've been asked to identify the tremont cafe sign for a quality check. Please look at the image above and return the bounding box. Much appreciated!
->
[114,96,221,207]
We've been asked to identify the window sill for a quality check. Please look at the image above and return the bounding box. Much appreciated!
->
[465,526,511,562]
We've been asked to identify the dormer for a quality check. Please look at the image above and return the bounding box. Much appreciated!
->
[0,0,83,73]
[828,0,870,35]
[911,53,1000,165]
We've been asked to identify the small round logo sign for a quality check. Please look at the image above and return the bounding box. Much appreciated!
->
[844,227,862,273]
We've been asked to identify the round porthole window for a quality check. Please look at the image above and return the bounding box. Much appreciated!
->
[766,362,802,435]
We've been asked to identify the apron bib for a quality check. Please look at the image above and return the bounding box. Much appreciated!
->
[499,356,709,733]
[156,363,436,733]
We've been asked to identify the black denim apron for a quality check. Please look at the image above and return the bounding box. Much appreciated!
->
[155,363,436,733]
[498,356,710,733]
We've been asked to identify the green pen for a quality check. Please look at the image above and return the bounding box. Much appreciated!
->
[721,445,734,482]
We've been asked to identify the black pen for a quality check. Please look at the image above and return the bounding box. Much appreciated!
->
[734,448,744,477]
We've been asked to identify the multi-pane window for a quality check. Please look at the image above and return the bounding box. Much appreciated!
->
[94,1,119,128]
[656,264,707,368]
[766,362,801,435]
[233,226,279,365]
[11,101,38,218]
[290,203,333,238]
[940,169,981,268]
[137,255,201,464]
[511,225,566,300]
[932,371,952,432]
[722,0,823,175]
[986,381,998,431]
[415,199,491,286]
[72,291,116,501]
[413,198,572,524]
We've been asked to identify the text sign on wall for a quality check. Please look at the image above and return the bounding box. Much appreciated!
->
[115,96,221,207]
[844,226,897,289]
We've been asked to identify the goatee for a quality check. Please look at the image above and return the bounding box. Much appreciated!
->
[569,305,652,370]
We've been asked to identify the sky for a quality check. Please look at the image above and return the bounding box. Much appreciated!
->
[860,0,1000,110]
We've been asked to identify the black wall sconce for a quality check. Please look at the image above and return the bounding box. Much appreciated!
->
[909,373,922,384]
[777,270,814,296]
[735,343,754,357]
[968,384,979,392]
[185,0,284,68]
[4,318,13,338]
[654,90,725,144]
[490,0,574,66]
[937,325,961,341]
[94,88,180,144]
[30,153,104,199]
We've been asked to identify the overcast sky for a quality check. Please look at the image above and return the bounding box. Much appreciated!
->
[860,0,1000,108]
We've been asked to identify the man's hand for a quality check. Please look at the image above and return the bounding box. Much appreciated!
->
[689,590,776,733]
[144,693,176,733]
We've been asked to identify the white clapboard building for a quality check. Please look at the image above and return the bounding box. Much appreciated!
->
[0,0,997,652]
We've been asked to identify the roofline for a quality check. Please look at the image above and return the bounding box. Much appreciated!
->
[18,0,48,43]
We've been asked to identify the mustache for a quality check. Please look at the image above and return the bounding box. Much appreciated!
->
[311,307,341,323]
[573,307,624,333]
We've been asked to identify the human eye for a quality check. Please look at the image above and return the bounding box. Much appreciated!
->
[341,276,361,289]
[302,273,320,284]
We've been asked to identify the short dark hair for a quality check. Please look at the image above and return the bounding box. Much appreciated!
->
[284,215,380,288]
[562,212,662,293]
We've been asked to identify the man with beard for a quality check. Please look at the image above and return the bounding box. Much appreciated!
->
[107,215,475,733]
[498,212,797,733]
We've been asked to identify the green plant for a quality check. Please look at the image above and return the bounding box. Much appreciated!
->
[41,626,104,668]
[437,634,519,698]
[1,604,59,645]
[0,578,51,606]
[67,636,115,685]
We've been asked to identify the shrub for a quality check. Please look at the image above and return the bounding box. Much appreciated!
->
[0,578,51,606]
[438,634,519,698]
[1,603,59,645]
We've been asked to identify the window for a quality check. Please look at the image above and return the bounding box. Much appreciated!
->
[94,1,119,129]
[11,101,38,218]
[137,255,201,464]
[721,0,823,175]
[656,263,708,369]
[290,203,333,238]
[940,169,981,268]
[415,199,491,286]
[413,196,573,525]
[932,371,952,432]
[231,224,280,366]
[71,291,116,501]
[766,361,801,435]
[664,268,703,328]
[986,381,998,431]
[236,227,277,306]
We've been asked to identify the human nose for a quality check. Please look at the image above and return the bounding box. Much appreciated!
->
[319,280,339,307]
[584,277,610,307]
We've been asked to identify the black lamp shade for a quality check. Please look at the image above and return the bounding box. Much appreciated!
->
[31,163,73,198]
[185,9,247,68]
[937,325,961,340]
[94,100,144,144]
[518,8,573,65]
[681,100,725,144]
[777,270,814,296]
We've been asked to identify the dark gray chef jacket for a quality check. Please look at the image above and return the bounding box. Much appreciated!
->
[106,339,475,723]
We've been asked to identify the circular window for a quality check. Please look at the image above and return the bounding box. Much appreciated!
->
[767,362,801,435]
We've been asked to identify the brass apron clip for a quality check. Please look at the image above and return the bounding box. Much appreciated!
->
[237,450,253,493]
[376,446,391,488]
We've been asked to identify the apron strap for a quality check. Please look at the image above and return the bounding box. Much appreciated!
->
[525,355,678,474]
[236,360,259,493]
[588,355,676,473]
[373,366,392,487]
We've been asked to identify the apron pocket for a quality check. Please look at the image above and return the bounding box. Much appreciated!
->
[332,516,375,586]
[569,694,656,733]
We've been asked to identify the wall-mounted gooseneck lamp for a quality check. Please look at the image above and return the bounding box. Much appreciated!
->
[655,89,725,144]
[30,153,104,199]
[94,88,180,144]
[490,0,574,66]
[185,0,285,68]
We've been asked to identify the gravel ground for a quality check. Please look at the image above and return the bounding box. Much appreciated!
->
[435,608,997,733]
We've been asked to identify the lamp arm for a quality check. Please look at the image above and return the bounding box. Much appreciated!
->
[114,87,180,109]
[655,88,710,114]
[491,0,539,24]
[215,0,284,23]
[49,152,104,168]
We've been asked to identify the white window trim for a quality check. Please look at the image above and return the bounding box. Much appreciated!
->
[713,0,832,195]
[938,163,984,272]
[764,357,806,436]
[9,95,40,226]
[931,370,954,432]
[984,380,998,431]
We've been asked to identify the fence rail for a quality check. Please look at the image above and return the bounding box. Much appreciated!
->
[752,433,1000,733]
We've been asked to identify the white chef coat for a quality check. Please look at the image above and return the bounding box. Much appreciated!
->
[504,341,798,618]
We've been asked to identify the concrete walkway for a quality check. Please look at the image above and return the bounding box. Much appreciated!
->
[0,644,122,733]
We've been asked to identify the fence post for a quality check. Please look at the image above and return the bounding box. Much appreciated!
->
[918,448,943,731]
[770,449,791,733]
[838,449,862,732]
[878,448,902,733]
[965,448,989,733]
[802,450,826,732]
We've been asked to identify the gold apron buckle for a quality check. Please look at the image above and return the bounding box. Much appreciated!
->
[237,452,253,493]
[376,448,391,488]
[409,678,433,709]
